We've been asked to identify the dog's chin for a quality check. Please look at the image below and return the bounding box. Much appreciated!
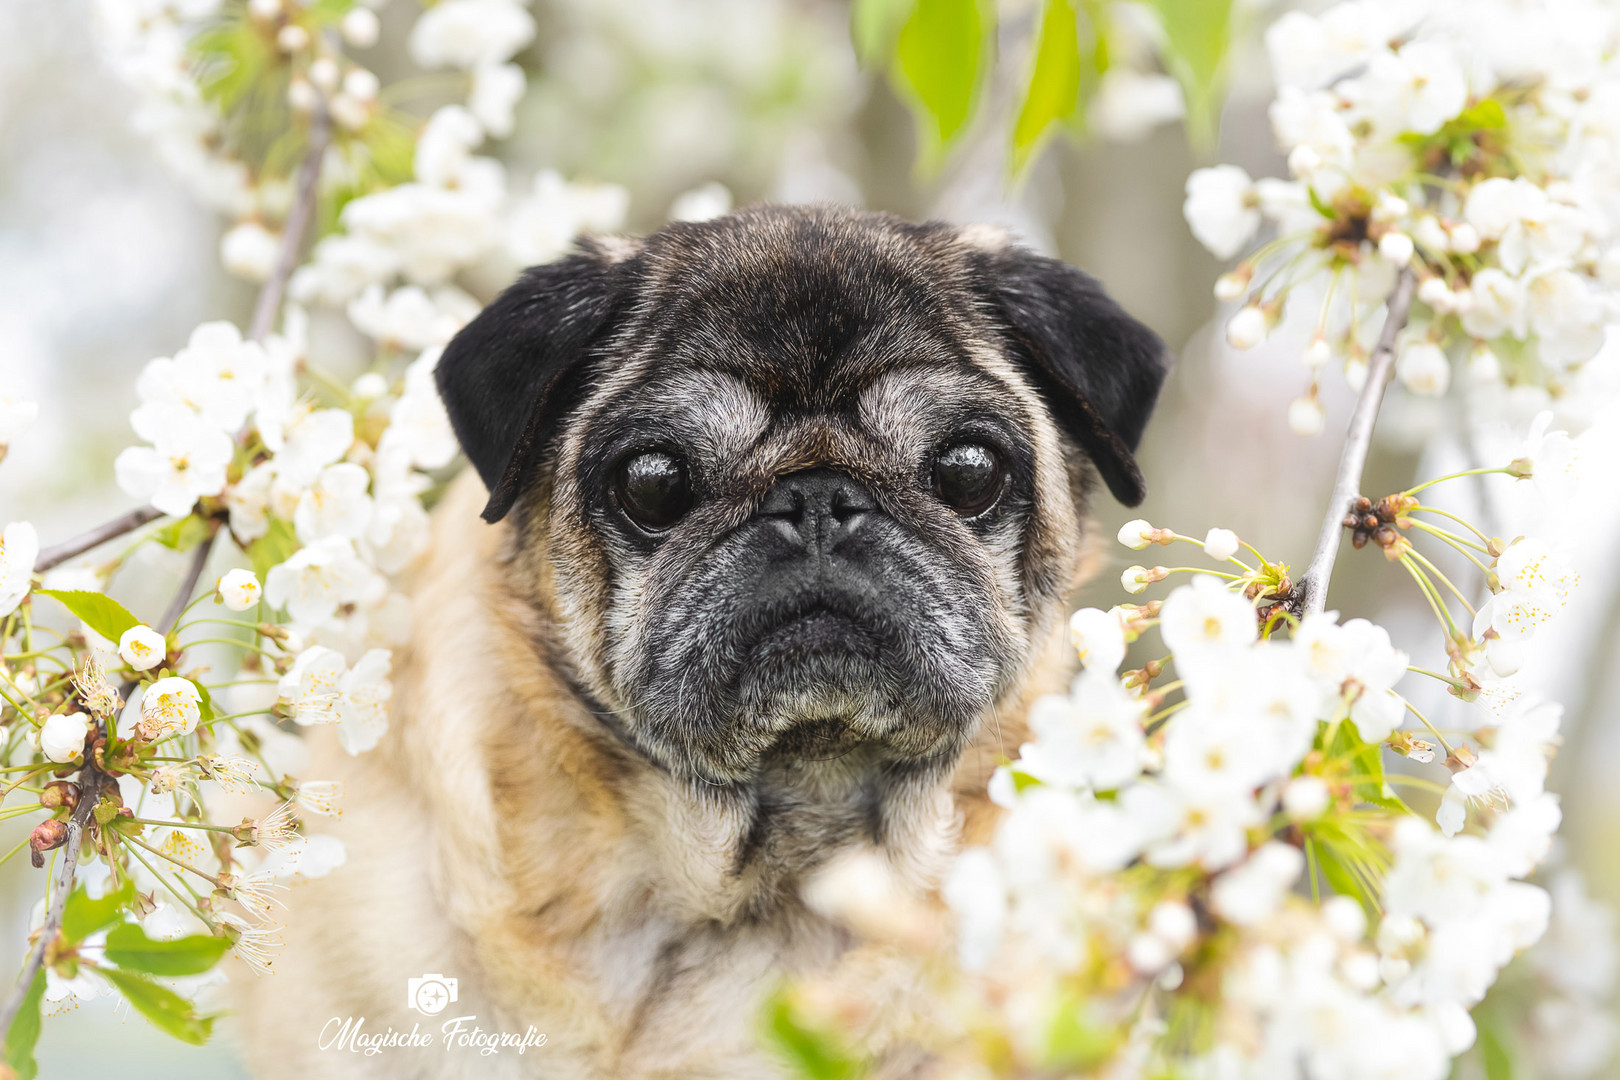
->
[729,610,961,763]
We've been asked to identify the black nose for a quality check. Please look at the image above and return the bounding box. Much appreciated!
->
[756,468,878,552]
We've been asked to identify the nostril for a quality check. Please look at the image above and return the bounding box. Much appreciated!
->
[831,487,875,522]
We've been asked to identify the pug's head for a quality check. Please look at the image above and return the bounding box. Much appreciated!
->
[437,205,1166,791]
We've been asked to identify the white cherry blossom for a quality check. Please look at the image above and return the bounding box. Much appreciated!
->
[263,536,386,628]
[118,625,166,671]
[140,676,202,739]
[0,520,38,617]
[1019,672,1145,791]
[1067,607,1127,672]
[408,0,535,70]
[114,412,235,517]
[1184,165,1259,260]
[217,567,262,611]
[293,463,374,543]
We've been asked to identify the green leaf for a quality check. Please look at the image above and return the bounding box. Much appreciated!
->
[894,0,989,161]
[62,880,135,945]
[99,967,216,1046]
[1479,1015,1516,1080]
[762,991,864,1080]
[1045,991,1118,1069]
[1307,184,1336,220]
[1329,722,1404,810]
[2,970,45,1080]
[246,516,298,580]
[193,679,216,726]
[1012,0,1083,173]
[152,514,212,553]
[36,589,140,644]
[851,0,915,63]
[1148,0,1234,145]
[104,924,232,977]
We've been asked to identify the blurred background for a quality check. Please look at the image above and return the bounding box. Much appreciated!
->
[2,0,1616,1074]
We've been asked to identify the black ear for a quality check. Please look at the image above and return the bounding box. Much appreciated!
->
[436,246,636,523]
[972,247,1169,506]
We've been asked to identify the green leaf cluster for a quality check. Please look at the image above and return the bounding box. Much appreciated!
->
[850,0,1238,174]
[4,881,231,1063]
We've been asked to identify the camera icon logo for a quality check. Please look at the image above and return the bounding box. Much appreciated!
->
[407,973,459,1016]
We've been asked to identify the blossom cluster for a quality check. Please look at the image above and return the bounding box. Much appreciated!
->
[787,423,1587,1078]
[1184,0,1620,435]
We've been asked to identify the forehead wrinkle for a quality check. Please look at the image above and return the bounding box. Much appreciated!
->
[858,361,1035,442]
[629,367,770,461]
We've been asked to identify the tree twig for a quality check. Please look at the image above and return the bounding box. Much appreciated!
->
[33,507,163,574]
[1295,268,1417,616]
[0,767,107,1038]
[249,100,329,343]
[157,532,218,634]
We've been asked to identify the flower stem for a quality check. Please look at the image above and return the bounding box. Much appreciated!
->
[1400,554,1460,638]
[1296,270,1417,615]
[1406,548,1478,617]
[1402,467,1514,498]
[1408,504,1493,544]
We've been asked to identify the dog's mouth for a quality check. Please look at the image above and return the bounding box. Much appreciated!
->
[748,605,882,660]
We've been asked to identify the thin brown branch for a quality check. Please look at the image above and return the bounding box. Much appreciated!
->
[1295,268,1417,616]
[33,507,163,574]
[157,532,218,634]
[249,100,329,343]
[0,767,107,1037]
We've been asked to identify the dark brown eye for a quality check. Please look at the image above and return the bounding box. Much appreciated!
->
[932,442,1003,517]
[614,451,691,531]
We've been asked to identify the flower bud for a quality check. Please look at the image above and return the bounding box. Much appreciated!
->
[1127,932,1172,974]
[1303,336,1332,370]
[1448,222,1481,254]
[1214,266,1252,302]
[39,781,80,810]
[330,93,371,132]
[217,568,263,612]
[1378,230,1415,265]
[308,57,339,93]
[1121,566,1154,594]
[1283,776,1331,821]
[29,820,67,868]
[343,68,380,103]
[1288,395,1325,437]
[276,24,310,53]
[1287,144,1323,177]
[341,7,381,48]
[1417,277,1455,312]
[287,78,318,112]
[1468,342,1501,383]
[1202,528,1240,561]
[1396,341,1451,396]
[1117,519,1171,550]
[1412,215,1449,253]
[1226,305,1268,350]
[1148,901,1198,953]
[221,222,280,283]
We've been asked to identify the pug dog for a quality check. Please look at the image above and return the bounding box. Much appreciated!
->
[237,204,1167,1079]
